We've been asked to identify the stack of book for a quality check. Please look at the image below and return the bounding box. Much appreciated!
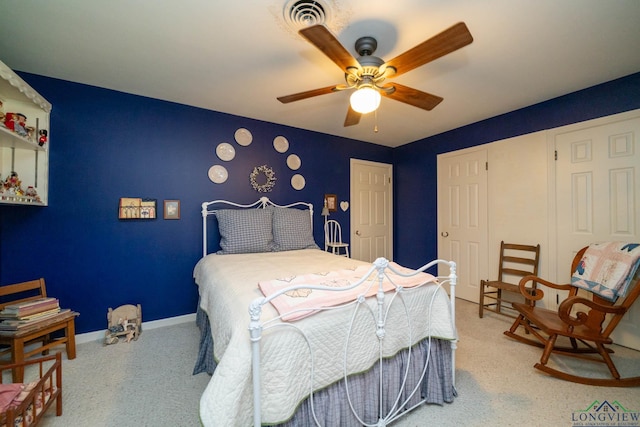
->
[0,297,67,331]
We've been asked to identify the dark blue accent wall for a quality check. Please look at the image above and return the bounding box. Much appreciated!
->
[0,73,392,334]
[393,72,640,269]
[1,71,639,333]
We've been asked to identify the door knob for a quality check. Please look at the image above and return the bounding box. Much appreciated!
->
[441,231,449,237]
[355,230,361,236]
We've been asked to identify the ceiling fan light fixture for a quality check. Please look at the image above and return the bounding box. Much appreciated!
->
[350,86,381,114]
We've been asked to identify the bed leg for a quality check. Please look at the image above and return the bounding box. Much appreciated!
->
[448,261,457,388]
[249,299,264,427]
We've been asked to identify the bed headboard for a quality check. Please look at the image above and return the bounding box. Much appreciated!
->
[201,196,315,257]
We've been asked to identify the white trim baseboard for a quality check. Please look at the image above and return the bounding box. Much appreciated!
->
[75,312,197,344]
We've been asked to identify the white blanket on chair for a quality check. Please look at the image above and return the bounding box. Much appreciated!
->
[571,242,640,301]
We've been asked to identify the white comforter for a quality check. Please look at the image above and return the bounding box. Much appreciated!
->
[193,249,456,426]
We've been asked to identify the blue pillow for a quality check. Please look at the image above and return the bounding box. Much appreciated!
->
[215,209,275,254]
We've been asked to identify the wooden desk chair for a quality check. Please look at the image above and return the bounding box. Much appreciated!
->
[324,219,350,257]
[0,279,78,382]
[504,244,640,386]
[479,241,541,318]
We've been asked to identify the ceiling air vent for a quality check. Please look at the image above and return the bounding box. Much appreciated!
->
[284,0,332,30]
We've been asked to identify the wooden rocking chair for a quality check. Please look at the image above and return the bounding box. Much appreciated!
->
[504,244,640,387]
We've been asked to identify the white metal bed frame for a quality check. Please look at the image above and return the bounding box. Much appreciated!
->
[199,197,457,427]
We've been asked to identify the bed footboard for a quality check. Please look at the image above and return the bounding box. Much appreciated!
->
[275,337,455,426]
[249,257,457,427]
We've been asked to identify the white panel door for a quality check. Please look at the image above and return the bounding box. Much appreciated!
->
[437,148,488,302]
[554,111,640,350]
[350,159,393,262]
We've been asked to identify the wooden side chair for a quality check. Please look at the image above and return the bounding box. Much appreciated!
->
[504,243,640,386]
[0,278,78,382]
[479,241,541,318]
[324,219,350,257]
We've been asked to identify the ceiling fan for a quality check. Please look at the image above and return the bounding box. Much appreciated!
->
[277,22,473,127]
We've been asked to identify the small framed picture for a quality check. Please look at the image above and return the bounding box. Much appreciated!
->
[119,197,142,219]
[164,200,180,220]
[140,199,157,219]
[325,194,337,212]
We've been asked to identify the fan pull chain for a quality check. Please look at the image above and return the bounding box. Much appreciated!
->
[374,109,379,133]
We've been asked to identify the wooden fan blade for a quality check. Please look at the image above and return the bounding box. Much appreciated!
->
[382,83,443,110]
[277,85,341,103]
[299,25,361,72]
[382,22,473,78]
[344,105,361,127]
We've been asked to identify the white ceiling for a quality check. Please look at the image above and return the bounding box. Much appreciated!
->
[1,0,639,148]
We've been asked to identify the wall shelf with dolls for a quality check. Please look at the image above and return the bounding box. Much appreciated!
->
[0,59,50,206]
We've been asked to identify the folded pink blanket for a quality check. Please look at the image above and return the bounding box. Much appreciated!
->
[572,242,640,301]
[259,262,436,321]
[0,384,23,413]
[0,380,55,427]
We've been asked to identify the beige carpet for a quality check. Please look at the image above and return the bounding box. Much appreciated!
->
[400,301,640,426]
[35,321,210,427]
[15,299,638,426]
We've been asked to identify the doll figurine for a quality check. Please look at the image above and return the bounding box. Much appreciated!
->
[14,114,28,137]
[39,129,48,146]
[5,113,29,136]
[4,172,21,191]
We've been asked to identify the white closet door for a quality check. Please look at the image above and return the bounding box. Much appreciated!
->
[554,111,640,350]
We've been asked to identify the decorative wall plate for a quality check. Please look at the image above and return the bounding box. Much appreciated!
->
[234,128,253,146]
[216,142,236,161]
[291,174,305,190]
[273,136,289,153]
[208,165,228,184]
[286,154,301,170]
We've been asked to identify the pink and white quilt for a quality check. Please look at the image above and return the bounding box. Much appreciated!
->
[572,242,640,301]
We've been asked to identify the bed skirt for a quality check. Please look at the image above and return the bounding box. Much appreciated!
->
[193,306,217,375]
[193,306,455,425]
